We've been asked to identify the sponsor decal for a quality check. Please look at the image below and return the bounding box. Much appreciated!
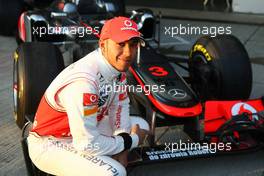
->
[97,72,105,82]
[121,20,137,31]
[83,93,98,106]
[46,140,118,175]
[231,102,258,121]
[124,20,133,27]
[145,148,214,161]
[84,105,98,116]
[191,44,212,61]
[80,154,119,175]
[98,86,109,107]
[167,89,187,99]
[115,105,122,128]
[119,92,128,101]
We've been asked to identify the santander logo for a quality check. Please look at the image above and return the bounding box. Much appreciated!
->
[231,102,258,121]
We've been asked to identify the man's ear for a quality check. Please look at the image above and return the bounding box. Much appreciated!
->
[99,39,106,53]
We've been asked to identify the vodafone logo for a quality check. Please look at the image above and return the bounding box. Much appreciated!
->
[89,94,98,103]
[121,19,137,32]
[124,20,133,27]
[83,93,98,106]
[231,102,258,121]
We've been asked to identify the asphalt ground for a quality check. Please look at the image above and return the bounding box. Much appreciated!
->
[1,16,264,176]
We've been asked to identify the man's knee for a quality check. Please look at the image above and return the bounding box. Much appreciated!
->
[112,162,127,176]
[130,116,149,131]
[101,158,126,176]
[98,156,127,176]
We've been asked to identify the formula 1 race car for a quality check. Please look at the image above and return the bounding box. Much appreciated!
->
[126,34,264,166]
[12,0,264,175]
[0,0,125,36]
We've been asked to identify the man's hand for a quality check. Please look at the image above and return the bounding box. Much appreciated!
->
[131,124,149,145]
[112,150,128,167]
[112,125,150,167]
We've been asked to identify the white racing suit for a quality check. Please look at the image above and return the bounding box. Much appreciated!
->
[28,48,149,176]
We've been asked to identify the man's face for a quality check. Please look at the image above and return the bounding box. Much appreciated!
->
[100,38,139,72]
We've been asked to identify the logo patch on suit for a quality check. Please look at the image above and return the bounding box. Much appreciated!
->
[83,93,98,106]
[119,92,128,101]
[84,105,98,116]
[98,85,109,107]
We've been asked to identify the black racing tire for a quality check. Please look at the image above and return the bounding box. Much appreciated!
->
[13,42,64,129]
[0,0,24,36]
[189,35,252,101]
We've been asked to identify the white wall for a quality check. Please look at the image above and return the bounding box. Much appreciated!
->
[233,0,264,14]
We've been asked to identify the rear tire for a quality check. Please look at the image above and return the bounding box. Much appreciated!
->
[0,0,24,36]
[189,35,252,101]
[13,42,64,129]
[73,42,97,62]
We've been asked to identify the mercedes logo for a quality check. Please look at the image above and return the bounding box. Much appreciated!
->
[167,89,187,99]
